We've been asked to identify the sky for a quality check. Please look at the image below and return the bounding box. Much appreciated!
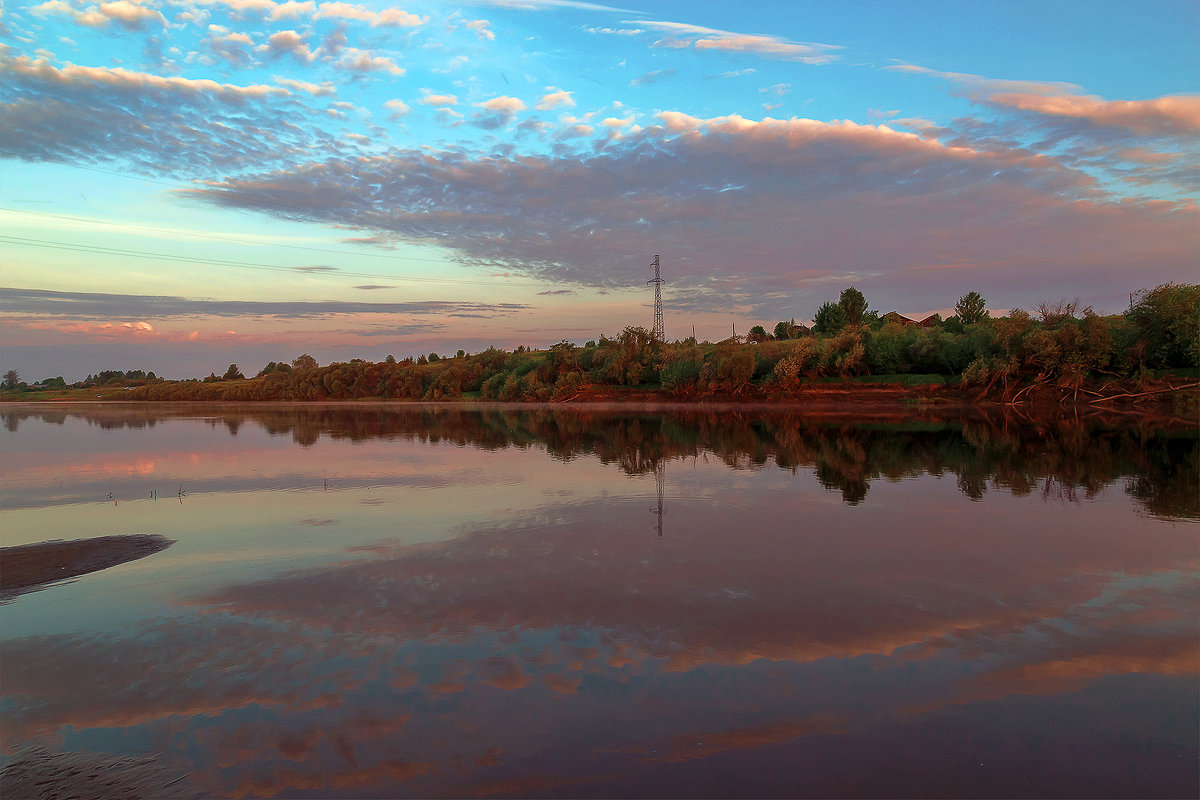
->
[0,0,1197,381]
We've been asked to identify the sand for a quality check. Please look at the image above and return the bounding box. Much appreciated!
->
[0,534,175,601]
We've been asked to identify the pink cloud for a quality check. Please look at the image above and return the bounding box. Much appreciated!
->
[637,19,841,64]
[987,92,1200,137]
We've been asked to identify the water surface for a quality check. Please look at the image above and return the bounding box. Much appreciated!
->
[1,403,1196,798]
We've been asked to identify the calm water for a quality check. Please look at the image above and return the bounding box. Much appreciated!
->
[1,403,1196,798]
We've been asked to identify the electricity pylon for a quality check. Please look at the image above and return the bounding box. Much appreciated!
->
[647,254,664,340]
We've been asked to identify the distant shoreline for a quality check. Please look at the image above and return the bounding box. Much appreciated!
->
[3,374,1197,415]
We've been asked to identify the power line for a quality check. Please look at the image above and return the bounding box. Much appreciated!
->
[0,235,554,288]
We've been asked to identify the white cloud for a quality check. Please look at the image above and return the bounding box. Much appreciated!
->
[465,18,494,40]
[536,88,574,110]
[269,0,315,19]
[275,76,335,95]
[314,2,426,27]
[635,19,841,64]
[33,0,168,29]
[478,95,526,113]
[260,29,315,62]
[420,93,458,106]
[601,115,633,128]
[336,48,405,76]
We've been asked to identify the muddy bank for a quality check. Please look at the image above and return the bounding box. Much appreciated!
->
[0,534,175,601]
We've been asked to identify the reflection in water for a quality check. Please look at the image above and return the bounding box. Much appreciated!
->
[0,404,1196,798]
[2,403,1197,519]
[651,461,665,538]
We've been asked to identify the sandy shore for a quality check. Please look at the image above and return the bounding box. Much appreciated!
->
[0,742,195,800]
[0,534,175,601]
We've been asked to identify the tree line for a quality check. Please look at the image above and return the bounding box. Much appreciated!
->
[2,283,1196,404]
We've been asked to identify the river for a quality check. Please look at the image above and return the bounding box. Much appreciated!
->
[1,403,1196,798]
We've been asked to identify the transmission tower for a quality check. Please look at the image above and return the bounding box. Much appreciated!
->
[647,254,665,340]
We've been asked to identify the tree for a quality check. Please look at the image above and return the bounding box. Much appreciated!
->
[2,369,19,390]
[385,354,396,364]
[292,354,318,371]
[747,325,770,343]
[222,364,245,381]
[838,287,869,327]
[955,291,989,325]
[1034,298,1079,328]
[813,302,848,335]
[773,321,792,340]
[1126,282,1200,368]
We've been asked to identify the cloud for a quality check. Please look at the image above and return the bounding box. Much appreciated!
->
[892,64,1200,195]
[601,115,633,128]
[179,113,1198,314]
[33,0,167,30]
[206,27,257,67]
[477,95,526,114]
[275,76,334,95]
[536,88,574,111]
[420,92,458,106]
[261,30,315,63]
[895,64,1200,138]
[464,18,494,40]
[335,48,404,76]
[988,92,1200,138]
[0,53,334,175]
[707,68,756,80]
[473,96,526,130]
[314,1,426,27]
[384,98,410,118]
[1,53,286,100]
[269,0,315,19]
[0,288,531,320]
[537,289,575,295]
[629,68,674,88]
[583,26,643,36]
[636,19,841,64]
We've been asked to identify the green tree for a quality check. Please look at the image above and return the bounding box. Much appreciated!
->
[838,287,869,327]
[812,302,848,335]
[747,325,770,343]
[955,291,989,325]
[2,369,19,390]
[385,354,396,364]
[222,364,245,380]
[1125,282,1199,368]
[773,321,792,340]
[292,354,318,371]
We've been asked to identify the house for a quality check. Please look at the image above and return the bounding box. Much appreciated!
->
[881,312,941,328]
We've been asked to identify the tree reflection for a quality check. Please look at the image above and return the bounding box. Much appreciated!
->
[1,404,1195,519]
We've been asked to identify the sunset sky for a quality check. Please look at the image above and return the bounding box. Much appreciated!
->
[1,0,1197,381]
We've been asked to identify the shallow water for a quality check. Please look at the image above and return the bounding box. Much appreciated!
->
[1,403,1196,798]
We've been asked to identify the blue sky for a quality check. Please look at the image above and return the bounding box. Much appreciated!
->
[1,0,1197,380]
